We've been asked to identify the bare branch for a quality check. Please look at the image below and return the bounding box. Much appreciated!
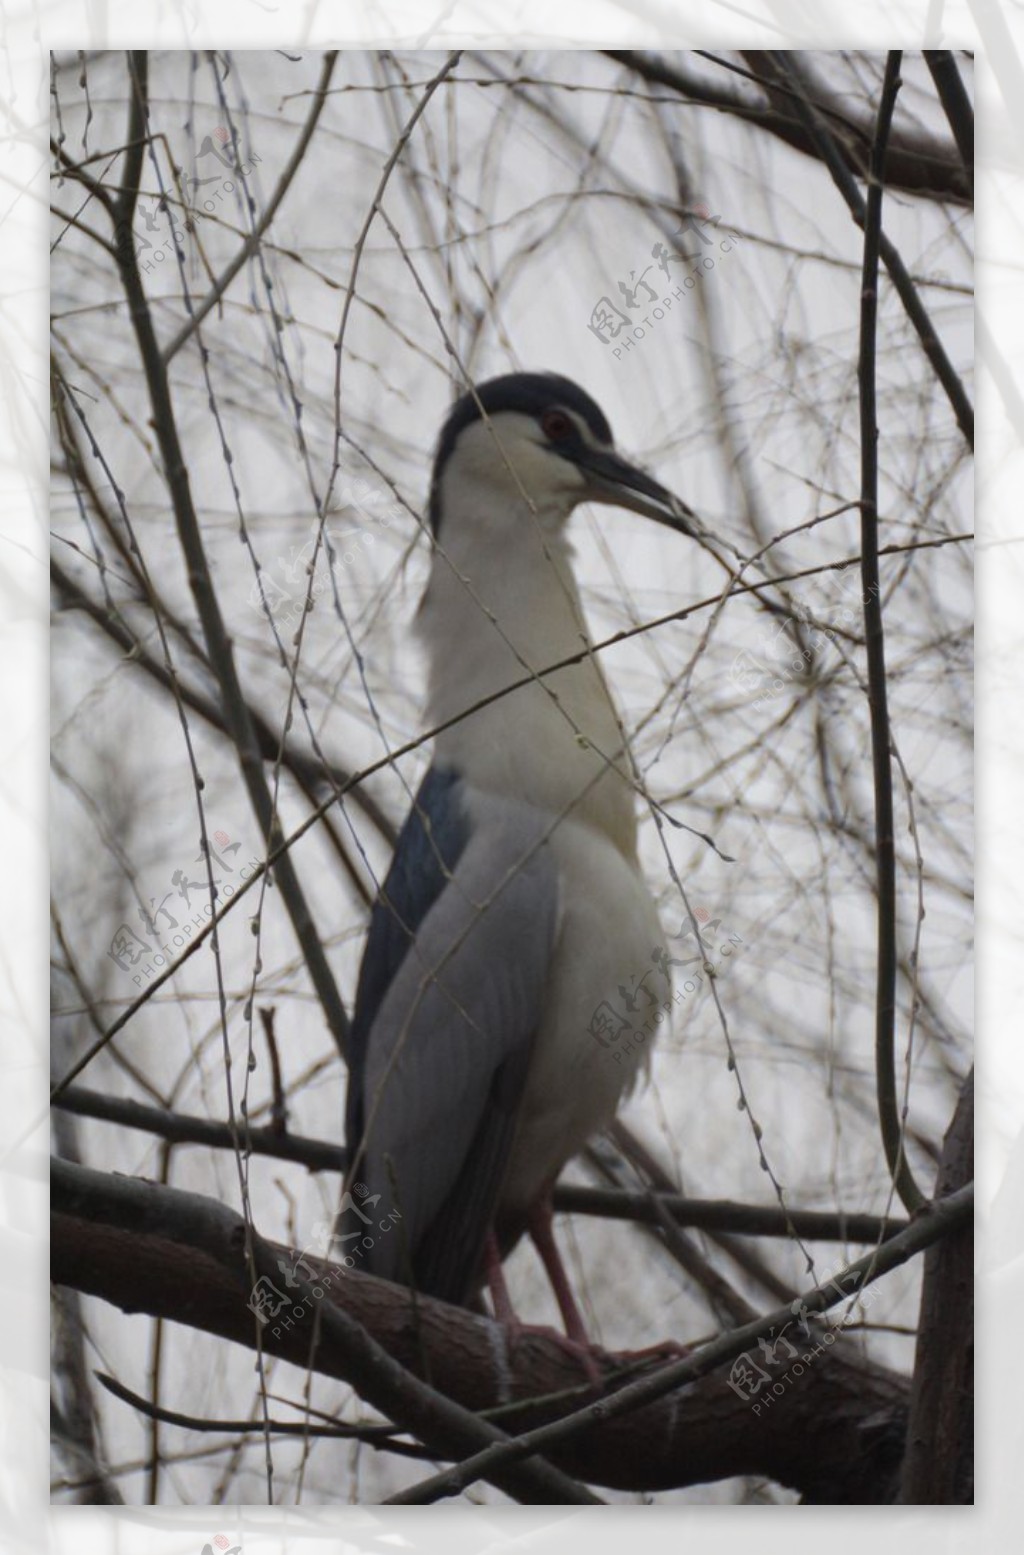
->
[558,1184,910,1246]
[857,52,928,1215]
[603,49,971,206]
[48,531,972,1102]
[51,1158,600,1505]
[900,1068,974,1502]
[52,1084,908,1244]
[51,1159,939,1501]
[924,51,973,194]
[106,49,352,1062]
[161,51,339,363]
[770,50,974,449]
[386,1184,972,1504]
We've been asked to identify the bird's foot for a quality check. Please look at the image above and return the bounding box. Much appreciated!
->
[609,1337,694,1372]
[500,1317,607,1388]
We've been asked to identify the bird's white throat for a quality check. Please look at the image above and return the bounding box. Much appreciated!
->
[417,497,639,855]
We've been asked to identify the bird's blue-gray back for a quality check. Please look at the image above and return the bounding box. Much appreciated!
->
[343,774,559,1301]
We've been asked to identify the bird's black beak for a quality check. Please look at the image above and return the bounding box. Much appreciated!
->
[570,446,697,537]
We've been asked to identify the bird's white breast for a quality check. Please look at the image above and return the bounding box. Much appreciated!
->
[419,484,668,1218]
[497,815,666,1219]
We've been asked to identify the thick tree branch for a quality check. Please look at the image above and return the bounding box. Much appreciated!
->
[386,1184,970,1504]
[924,51,973,195]
[900,1068,974,1503]
[49,1159,969,1501]
[603,50,971,206]
[50,1158,598,1505]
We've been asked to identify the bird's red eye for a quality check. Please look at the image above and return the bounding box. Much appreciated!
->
[541,409,573,442]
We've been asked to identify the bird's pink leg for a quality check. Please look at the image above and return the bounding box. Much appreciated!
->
[484,1222,603,1385]
[487,1209,688,1381]
[484,1231,518,1328]
[525,1197,591,1349]
[528,1200,692,1373]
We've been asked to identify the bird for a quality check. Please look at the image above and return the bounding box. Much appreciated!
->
[341,371,697,1358]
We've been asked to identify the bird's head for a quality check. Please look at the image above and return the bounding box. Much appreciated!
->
[428,371,696,542]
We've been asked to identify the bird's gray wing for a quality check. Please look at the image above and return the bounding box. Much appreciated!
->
[349,788,558,1304]
[345,764,470,1148]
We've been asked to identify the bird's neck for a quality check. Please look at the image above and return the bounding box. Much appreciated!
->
[417,502,639,855]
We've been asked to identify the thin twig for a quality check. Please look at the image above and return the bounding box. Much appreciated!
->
[257,1007,287,1134]
[771,51,974,450]
[161,52,339,363]
[95,1372,428,1456]
[326,50,462,514]
[41,530,971,1107]
[107,52,352,1065]
[50,553,396,851]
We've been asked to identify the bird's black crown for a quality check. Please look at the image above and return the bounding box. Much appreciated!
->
[428,372,614,534]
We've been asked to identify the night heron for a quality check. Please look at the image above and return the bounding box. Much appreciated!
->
[342,371,697,1358]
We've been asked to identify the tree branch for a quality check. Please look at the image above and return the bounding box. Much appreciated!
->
[924,51,973,195]
[54,1085,349,1172]
[900,1068,974,1502]
[51,1158,926,1500]
[95,1370,431,1455]
[51,556,396,852]
[386,1183,971,1504]
[52,1083,910,1244]
[161,51,339,364]
[770,50,974,450]
[602,50,971,206]
[107,49,352,1061]
[557,1183,910,1245]
[50,1158,599,1505]
[857,51,927,1216]
[49,530,971,1100]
